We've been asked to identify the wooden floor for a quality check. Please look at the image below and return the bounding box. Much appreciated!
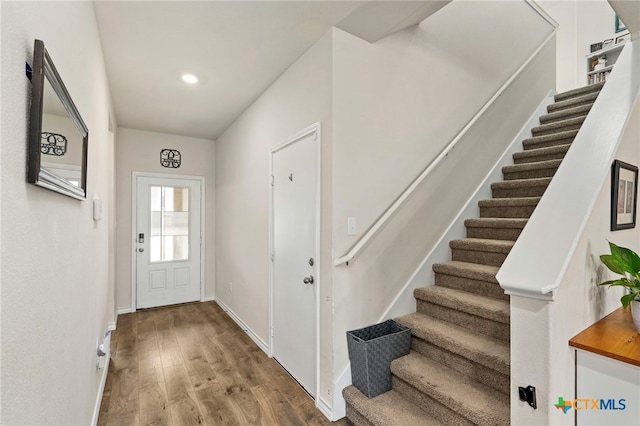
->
[98,301,348,426]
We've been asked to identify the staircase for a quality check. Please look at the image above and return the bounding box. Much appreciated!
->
[343,82,605,425]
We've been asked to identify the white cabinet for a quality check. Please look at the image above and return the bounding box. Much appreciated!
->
[570,308,640,425]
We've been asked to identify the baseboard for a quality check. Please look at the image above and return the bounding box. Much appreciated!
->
[316,395,334,421]
[201,295,216,302]
[91,351,111,426]
[107,321,117,331]
[117,307,132,315]
[215,299,269,355]
[332,364,351,420]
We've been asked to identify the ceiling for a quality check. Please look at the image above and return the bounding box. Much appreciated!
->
[94,1,449,140]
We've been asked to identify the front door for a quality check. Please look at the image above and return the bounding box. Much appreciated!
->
[135,175,202,309]
[271,125,319,397]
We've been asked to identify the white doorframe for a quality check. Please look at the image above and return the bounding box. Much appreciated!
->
[269,122,322,401]
[130,171,206,312]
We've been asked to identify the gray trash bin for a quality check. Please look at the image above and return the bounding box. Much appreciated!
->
[346,319,411,398]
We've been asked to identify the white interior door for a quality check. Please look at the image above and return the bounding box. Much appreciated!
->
[136,176,202,309]
[272,127,319,397]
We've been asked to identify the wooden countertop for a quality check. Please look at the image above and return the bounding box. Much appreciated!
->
[569,307,640,367]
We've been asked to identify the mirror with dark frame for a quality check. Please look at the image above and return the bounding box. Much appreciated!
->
[28,39,88,200]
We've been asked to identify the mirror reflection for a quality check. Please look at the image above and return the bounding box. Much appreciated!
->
[41,80,84,187]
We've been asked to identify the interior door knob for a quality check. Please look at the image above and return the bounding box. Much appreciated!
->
[303,275,314,285]
[138,248,144,252]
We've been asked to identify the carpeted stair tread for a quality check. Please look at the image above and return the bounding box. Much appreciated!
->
[478,197,540,208]
[391,353,510,425]
[513,144,571,164]
[554,81,604,102]
[531,115,586,136]
[414,286,509,324]
[433,261,499,283]
[465,217,528,228]
[343,386,443,426]
[539,103,593,124]
[502,159,562,180]
[395,314,510,374]
[449,238,514,253]
[522,129,578,150]
[547,91,599,113]
[491,177,552,189]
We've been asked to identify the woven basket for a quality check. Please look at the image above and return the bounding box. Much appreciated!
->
[346,319,411,398]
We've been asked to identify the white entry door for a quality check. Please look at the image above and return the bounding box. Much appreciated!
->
[135,176,202,309]
[271,125,319,397]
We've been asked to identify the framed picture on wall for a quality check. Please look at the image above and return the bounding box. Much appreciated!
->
[615,15,627,33]
[611,160,638,231]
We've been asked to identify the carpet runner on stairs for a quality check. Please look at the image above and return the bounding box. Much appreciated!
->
[343,82,605,425]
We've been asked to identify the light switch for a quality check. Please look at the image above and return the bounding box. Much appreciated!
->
[93,199,102,221]
[347,217,357,236]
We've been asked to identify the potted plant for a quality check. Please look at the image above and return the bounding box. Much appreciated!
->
[599,242,640,333]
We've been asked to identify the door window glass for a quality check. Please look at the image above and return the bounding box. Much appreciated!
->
[150,186,189,262]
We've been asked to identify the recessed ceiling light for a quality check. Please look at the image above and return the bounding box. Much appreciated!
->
[182,73,198,84]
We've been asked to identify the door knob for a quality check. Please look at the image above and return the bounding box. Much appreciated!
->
[303,275,314,285]
[138,248,144,252]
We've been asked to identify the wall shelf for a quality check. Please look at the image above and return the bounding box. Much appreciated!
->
[586,40,627,85]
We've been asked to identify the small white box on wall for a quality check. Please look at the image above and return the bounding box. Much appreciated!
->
[93,199,103,221]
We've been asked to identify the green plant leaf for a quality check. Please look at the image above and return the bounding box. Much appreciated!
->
[608,242,640,274]
[599,278,634,288]
[600,254,628,275]
[620,293,637,308]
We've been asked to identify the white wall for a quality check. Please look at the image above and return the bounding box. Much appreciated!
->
[331,0,554,376]
[115,128,215,310]
[214,31,334,404]
[511,94,639,425]
[0,1,115,424]
[537,0,620,91]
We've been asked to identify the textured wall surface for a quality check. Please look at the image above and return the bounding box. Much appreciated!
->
[1,2,115,424]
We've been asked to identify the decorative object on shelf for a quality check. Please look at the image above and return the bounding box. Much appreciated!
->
[160,149,181,168]
[594,56,607,71]
[610,160,638,231]
[40,132,67,156]
[616,33,631,45]
[598,242,640,333]
[615,15,626,33]
[602,38,614,49]
[590,42,603,53]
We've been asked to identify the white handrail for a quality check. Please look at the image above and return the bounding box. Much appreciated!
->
[334,29,557,267]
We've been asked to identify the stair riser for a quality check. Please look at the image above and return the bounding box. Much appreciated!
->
[539,108,592,125]
[391,377,474,426]
[523,136,576,150]
[479,205,536,219]
[513,151,568,165]
[451,247,508,266]
[532,122,582,136]
[345,404,372,426]
[434,273,509,301]
[411,339,510,395]
[466,226,523,241]
[503,166,559,180]
[492,185,548,198]
[416,300,510,342]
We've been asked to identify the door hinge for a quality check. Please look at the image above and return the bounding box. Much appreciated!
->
[271,326,275,338]
[270,251,275,262]
[271,175,274,186]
